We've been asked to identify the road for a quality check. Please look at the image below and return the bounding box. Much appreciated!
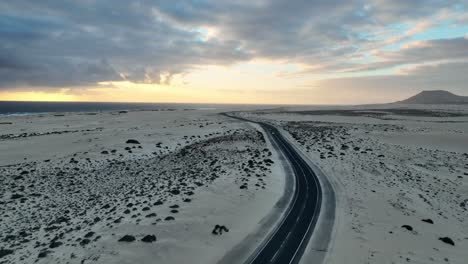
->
[223,114,323,264]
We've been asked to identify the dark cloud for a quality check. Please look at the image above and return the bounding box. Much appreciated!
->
[0,0,466,89]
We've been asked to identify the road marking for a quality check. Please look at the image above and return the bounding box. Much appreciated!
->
[224,116,323,264]
[246,125,302,264]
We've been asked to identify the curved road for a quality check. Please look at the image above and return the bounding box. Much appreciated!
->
[224,114,323,264]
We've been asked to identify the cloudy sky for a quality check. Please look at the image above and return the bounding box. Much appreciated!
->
[0,0,467,104]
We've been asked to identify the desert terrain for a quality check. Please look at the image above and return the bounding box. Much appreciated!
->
[1,103,468,264]
[0,109,291,264]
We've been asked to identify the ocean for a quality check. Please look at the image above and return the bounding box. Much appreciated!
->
[0,101,250,115]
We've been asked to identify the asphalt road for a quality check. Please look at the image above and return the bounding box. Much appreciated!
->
[224,114,323,264]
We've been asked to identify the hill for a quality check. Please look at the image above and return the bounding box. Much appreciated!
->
[396,90,468,104]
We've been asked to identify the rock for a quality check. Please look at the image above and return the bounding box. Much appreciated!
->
[11,194,24,199]
[52,216,70,224]
[421,218,434,224]
[145,213,157,218]
[212,225,220,235]
[154,200,163,206]
[0,249,13,258]
[49,241,63,248]
[401,225,413,231]
[84,232,95,238]
[38,251,50,258]
[80,238,91,246]
[439,237,455,246]
[212,225,229,235]
[169,204,179,209]
[219,225,229,234]
[101,151,109,154]
[118,235,136,242]
[141,235,157,243]
[164,216,175,221]
[126,139,140,144]
[170,189,180,195]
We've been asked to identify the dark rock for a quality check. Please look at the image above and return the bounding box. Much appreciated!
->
[3,235,16,242]
[170,189,180,195]
[49,241,63,248]
[401,225,413,231]
[52,216,70,224]
[212,224,229,235]
[0,249,13,258]
[84,232,95,238]
[118,235,136,242]
[80,238,91,246]
[164,216,175,221]
[11,193,24,199]
[38,251,50,258]
[439,237,455,246]
[421,218,434,224]
[141,235,157,243]
[126,139,140,144]
[101,151,109,154]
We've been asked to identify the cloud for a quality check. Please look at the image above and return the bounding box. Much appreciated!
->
[0,0,467,89]
[344,37,468,72]
[316,61,468,103]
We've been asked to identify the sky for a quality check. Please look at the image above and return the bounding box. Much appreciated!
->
[0,0,467,105]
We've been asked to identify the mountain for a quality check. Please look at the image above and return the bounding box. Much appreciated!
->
[396,90,468,104]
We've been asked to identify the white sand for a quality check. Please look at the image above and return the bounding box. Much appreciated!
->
[0,109,288,264]
[3,104,467,264]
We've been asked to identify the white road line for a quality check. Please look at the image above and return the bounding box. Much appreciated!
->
[247,126,301,264]
[231,119,322,264]
[287,136,322,264]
